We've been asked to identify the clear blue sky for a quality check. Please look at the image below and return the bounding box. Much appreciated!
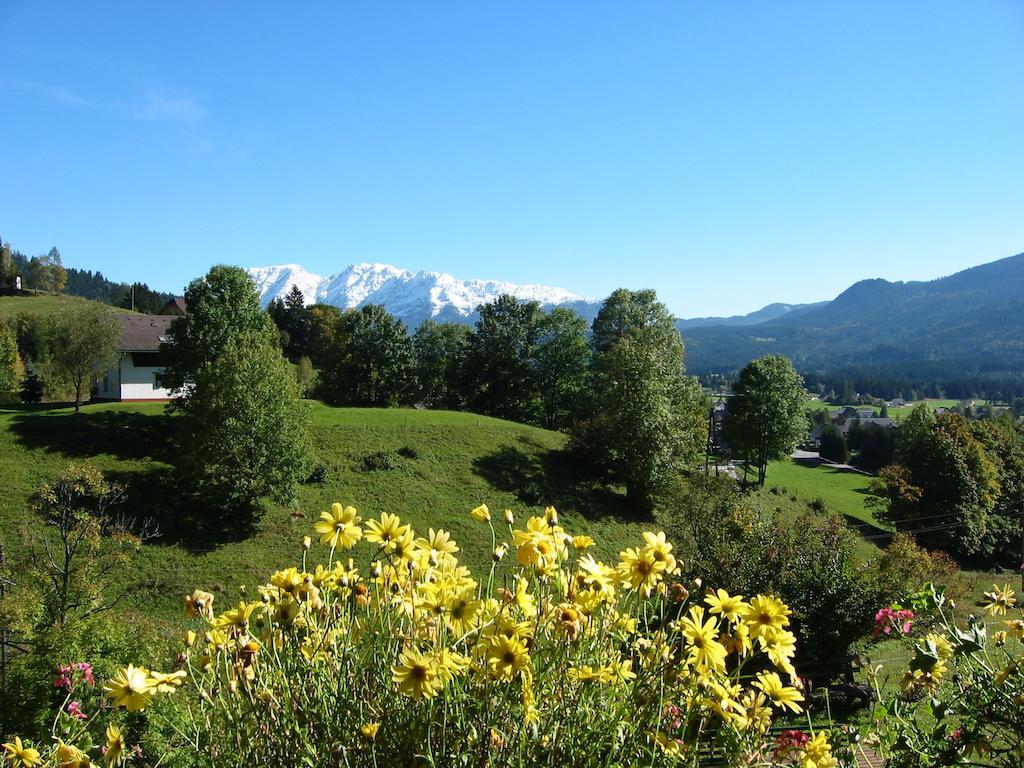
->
[2,2,1022,316]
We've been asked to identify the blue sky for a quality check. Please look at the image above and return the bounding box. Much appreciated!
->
[2,2,1022,317]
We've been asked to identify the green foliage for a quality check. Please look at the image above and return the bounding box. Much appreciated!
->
[161,265,270,391]
[318,305,414,406]
[665,481,897,680]
[533,307,590,429]
[26,463,142,627]
[0,325,24,402]
[573,289,707,510]
[305,303,343,366]
[174,329,309,511]
[870,584,1024,767]
[267,285,312,361]
[850,422,896,472]
[818,423,849,464]
[412,319,469,409]
[871,408,1002,559]
[723,355,808,486]
[462,294,542,422]
[47,302,121,412]
[295,354,316,395]
[164,266,310,511]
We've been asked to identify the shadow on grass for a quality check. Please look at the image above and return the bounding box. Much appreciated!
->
[472,438,648,522]
[10,409,176,463]
[10,409,258,551]
[104,467,259,553]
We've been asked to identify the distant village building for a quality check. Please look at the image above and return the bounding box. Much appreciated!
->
[95,315,176,401]
[159,297,188,315]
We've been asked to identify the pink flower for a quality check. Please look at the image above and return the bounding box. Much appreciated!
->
[53,664,73,691]
[76,662,95,686]
[872,606,915,637]
[774,729,811,758]
[67,701,87,720]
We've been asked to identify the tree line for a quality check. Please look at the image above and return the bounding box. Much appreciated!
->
[269,284,709,510]
[868,405,1024,564]
[1,237,173,313]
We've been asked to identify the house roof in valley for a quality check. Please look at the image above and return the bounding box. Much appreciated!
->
[159,297,188,315]
[117,315,176,352]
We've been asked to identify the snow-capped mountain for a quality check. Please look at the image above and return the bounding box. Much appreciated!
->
[247,263,596,328]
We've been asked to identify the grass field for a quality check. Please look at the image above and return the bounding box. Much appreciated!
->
[0,401,652,626]
[806,397,992,421]
[0,292,138,318]
[765,457,886,532]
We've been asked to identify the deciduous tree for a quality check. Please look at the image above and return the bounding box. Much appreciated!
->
[163,265,309,510]
[723,354,808,486]
[412,320,469,409]
[870,407,1000,558]
[48,302,121,412]
[0,326,25,402]
[818,424,848,464]
[572,289,706,511]
[462,295,542,422]
[532,307,590,430]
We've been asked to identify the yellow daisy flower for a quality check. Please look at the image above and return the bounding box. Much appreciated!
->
[314,503,363,550]
[103,664,153,711]
[2,737,42,768]
[392,647,440,700]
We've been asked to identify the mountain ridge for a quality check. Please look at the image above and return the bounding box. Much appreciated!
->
[247,252,1024,382]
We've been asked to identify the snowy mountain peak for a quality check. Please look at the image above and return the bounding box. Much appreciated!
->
[246,262,593,328]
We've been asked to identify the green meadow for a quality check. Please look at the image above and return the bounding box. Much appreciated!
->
[0,401,651,626]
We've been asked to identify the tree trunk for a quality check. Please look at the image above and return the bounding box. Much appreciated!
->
[74,379,83,413]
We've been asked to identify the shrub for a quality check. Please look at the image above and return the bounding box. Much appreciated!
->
[303,462,329,485]
[870,583,1024,766]
[664,483,905,682]
[359,450,397,472]
[4,503,852,767]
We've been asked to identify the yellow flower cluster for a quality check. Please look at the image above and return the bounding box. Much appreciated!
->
[19,500,842,766]
[103,663,186,711]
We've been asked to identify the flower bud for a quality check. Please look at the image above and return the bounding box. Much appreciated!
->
[504,509,514,525]
[302,536,311,550]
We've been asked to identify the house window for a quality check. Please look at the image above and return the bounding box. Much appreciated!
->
[153,372,163,390]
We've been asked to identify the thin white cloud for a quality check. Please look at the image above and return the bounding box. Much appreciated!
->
[0,78,89,106]
[135,89,206,124]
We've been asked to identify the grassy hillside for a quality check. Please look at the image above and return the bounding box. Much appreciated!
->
[0,292,138,318]
[766,457,886,533]
[0,402,651,625]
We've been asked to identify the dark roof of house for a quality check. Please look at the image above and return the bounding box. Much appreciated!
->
[159,297,188,315]
[117,315,176,352]
[837,416,896,434]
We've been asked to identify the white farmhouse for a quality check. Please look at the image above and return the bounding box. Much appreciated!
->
[96,315,176,401]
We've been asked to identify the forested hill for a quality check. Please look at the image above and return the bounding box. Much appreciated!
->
[682,252,1024,380]
[7,249,174,313]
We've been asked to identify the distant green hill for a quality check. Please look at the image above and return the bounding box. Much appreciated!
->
[0,402,652,625]
[682,252,1024,382]
[0,292,139,319]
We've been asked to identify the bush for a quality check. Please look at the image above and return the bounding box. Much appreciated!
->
[871,583,1024,767]
[303,462,329,485]
[663,481,908,682]
[359,450,396,472]
[3,503,852,768]
[819,424,849,464]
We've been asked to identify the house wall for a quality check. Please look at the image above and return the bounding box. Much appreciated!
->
[98,355,173,401]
